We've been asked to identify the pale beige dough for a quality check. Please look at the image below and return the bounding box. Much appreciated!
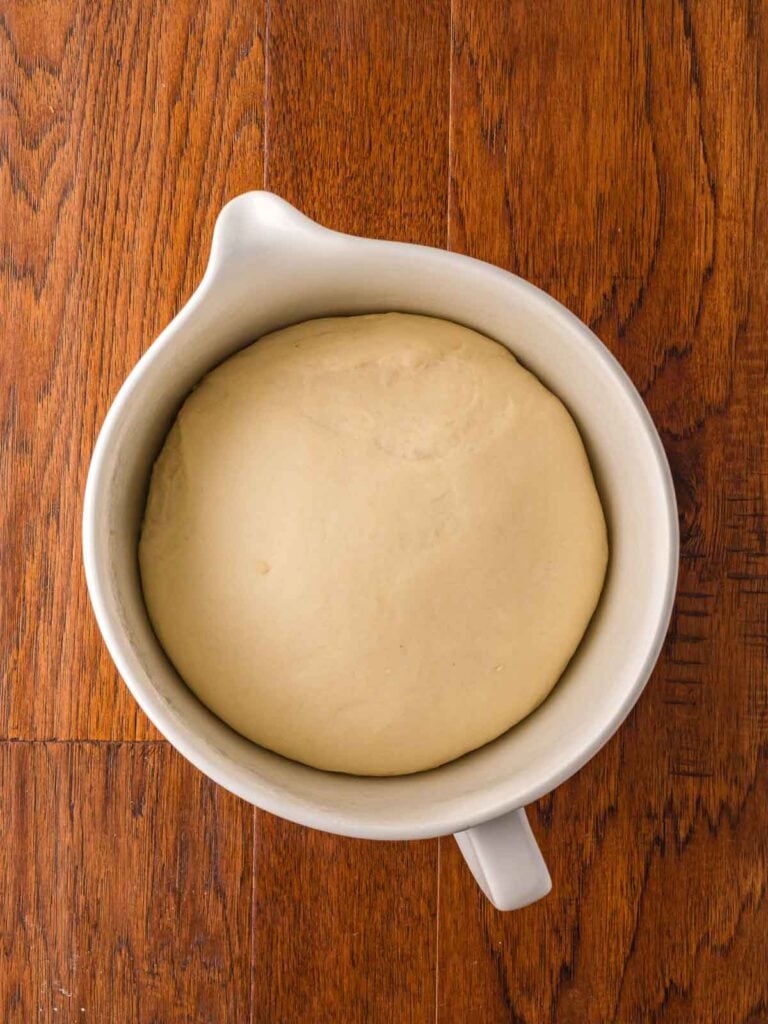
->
[140,313,608,775]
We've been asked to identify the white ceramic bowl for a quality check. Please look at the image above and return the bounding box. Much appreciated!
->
[83,192,678,910]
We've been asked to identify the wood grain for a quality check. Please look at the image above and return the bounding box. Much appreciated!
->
[0,0,266,739]
[0,742,253,1022]
[265,0,450,245]
[440,1,768,1020]
[252,817,437,1024]
[2,0,767,1020]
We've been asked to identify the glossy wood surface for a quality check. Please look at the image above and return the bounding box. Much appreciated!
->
[2,1,766,1020]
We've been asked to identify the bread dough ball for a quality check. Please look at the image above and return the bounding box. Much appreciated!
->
[140,313,608,775]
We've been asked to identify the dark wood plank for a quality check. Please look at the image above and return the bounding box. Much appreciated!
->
[0,0,266,739]
[0,742,253,1022]
[441,1,768,1021]
[252,816,437,1024]
[449,0,658,327]
[251,2,451,1020]
[265,0,450,246]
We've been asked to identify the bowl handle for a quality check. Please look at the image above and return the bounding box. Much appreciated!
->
[454,807,552,910]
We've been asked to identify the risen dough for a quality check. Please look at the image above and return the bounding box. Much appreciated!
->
[140,313,608,775]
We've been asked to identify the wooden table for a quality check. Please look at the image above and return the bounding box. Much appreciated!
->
[2,2,766,1021]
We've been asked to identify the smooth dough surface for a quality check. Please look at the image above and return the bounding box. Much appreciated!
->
[140,313,608,775]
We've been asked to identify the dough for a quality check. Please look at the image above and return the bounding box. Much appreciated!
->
[140,313,608,775]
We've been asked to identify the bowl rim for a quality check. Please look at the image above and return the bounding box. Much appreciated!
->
[82,196,679,839]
